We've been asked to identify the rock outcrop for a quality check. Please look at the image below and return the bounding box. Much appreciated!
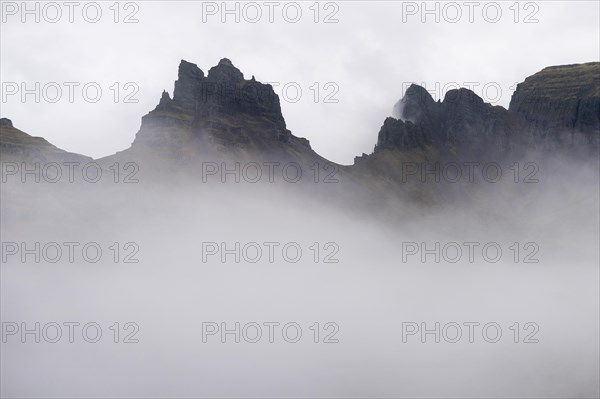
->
[351,61,599,201]
[370,62,599,162]
[108,58,322,168]
[374,84,518,158]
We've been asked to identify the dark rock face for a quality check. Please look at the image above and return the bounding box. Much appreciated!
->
[397,84,439,128]
[375,85,517,157]
[509,62,600,146]
[373,62,599,160]
[207,58,244,83]
[197,58,286,128]
[0,118,13,127]
[351,61,599,203]
[172,60,205,112]
[104,58,322,169]
[143,57,286,130]
[375,117,429,152]
[439,89,516,153]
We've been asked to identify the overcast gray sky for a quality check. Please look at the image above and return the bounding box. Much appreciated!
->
[1,0,599,164]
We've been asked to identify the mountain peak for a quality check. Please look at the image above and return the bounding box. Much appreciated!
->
[173,60,205,110]
[208,58,244,82]
[443,87,483,105]
[395,84,438,124]
[405,84,435,101]
[159,90,171,104]
[124,57,302,161]
[0,117,13,127]
[380,82,514,155]
[177,60,204,79]
[218,58,234,66]
[165,58,280,119]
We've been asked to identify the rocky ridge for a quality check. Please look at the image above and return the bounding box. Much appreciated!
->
[114,58,323,168]
[2,60,598,196]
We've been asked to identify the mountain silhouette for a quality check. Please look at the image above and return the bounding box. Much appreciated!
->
[2,60,598,199]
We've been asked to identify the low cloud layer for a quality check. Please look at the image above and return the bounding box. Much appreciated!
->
[1,150,598,397]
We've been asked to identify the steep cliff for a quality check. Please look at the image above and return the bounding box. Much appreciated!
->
[508,62,600,146]
[351,62,599,200]
[361,62,599,166]
[105,58,325,168]
[375,84,517,157]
